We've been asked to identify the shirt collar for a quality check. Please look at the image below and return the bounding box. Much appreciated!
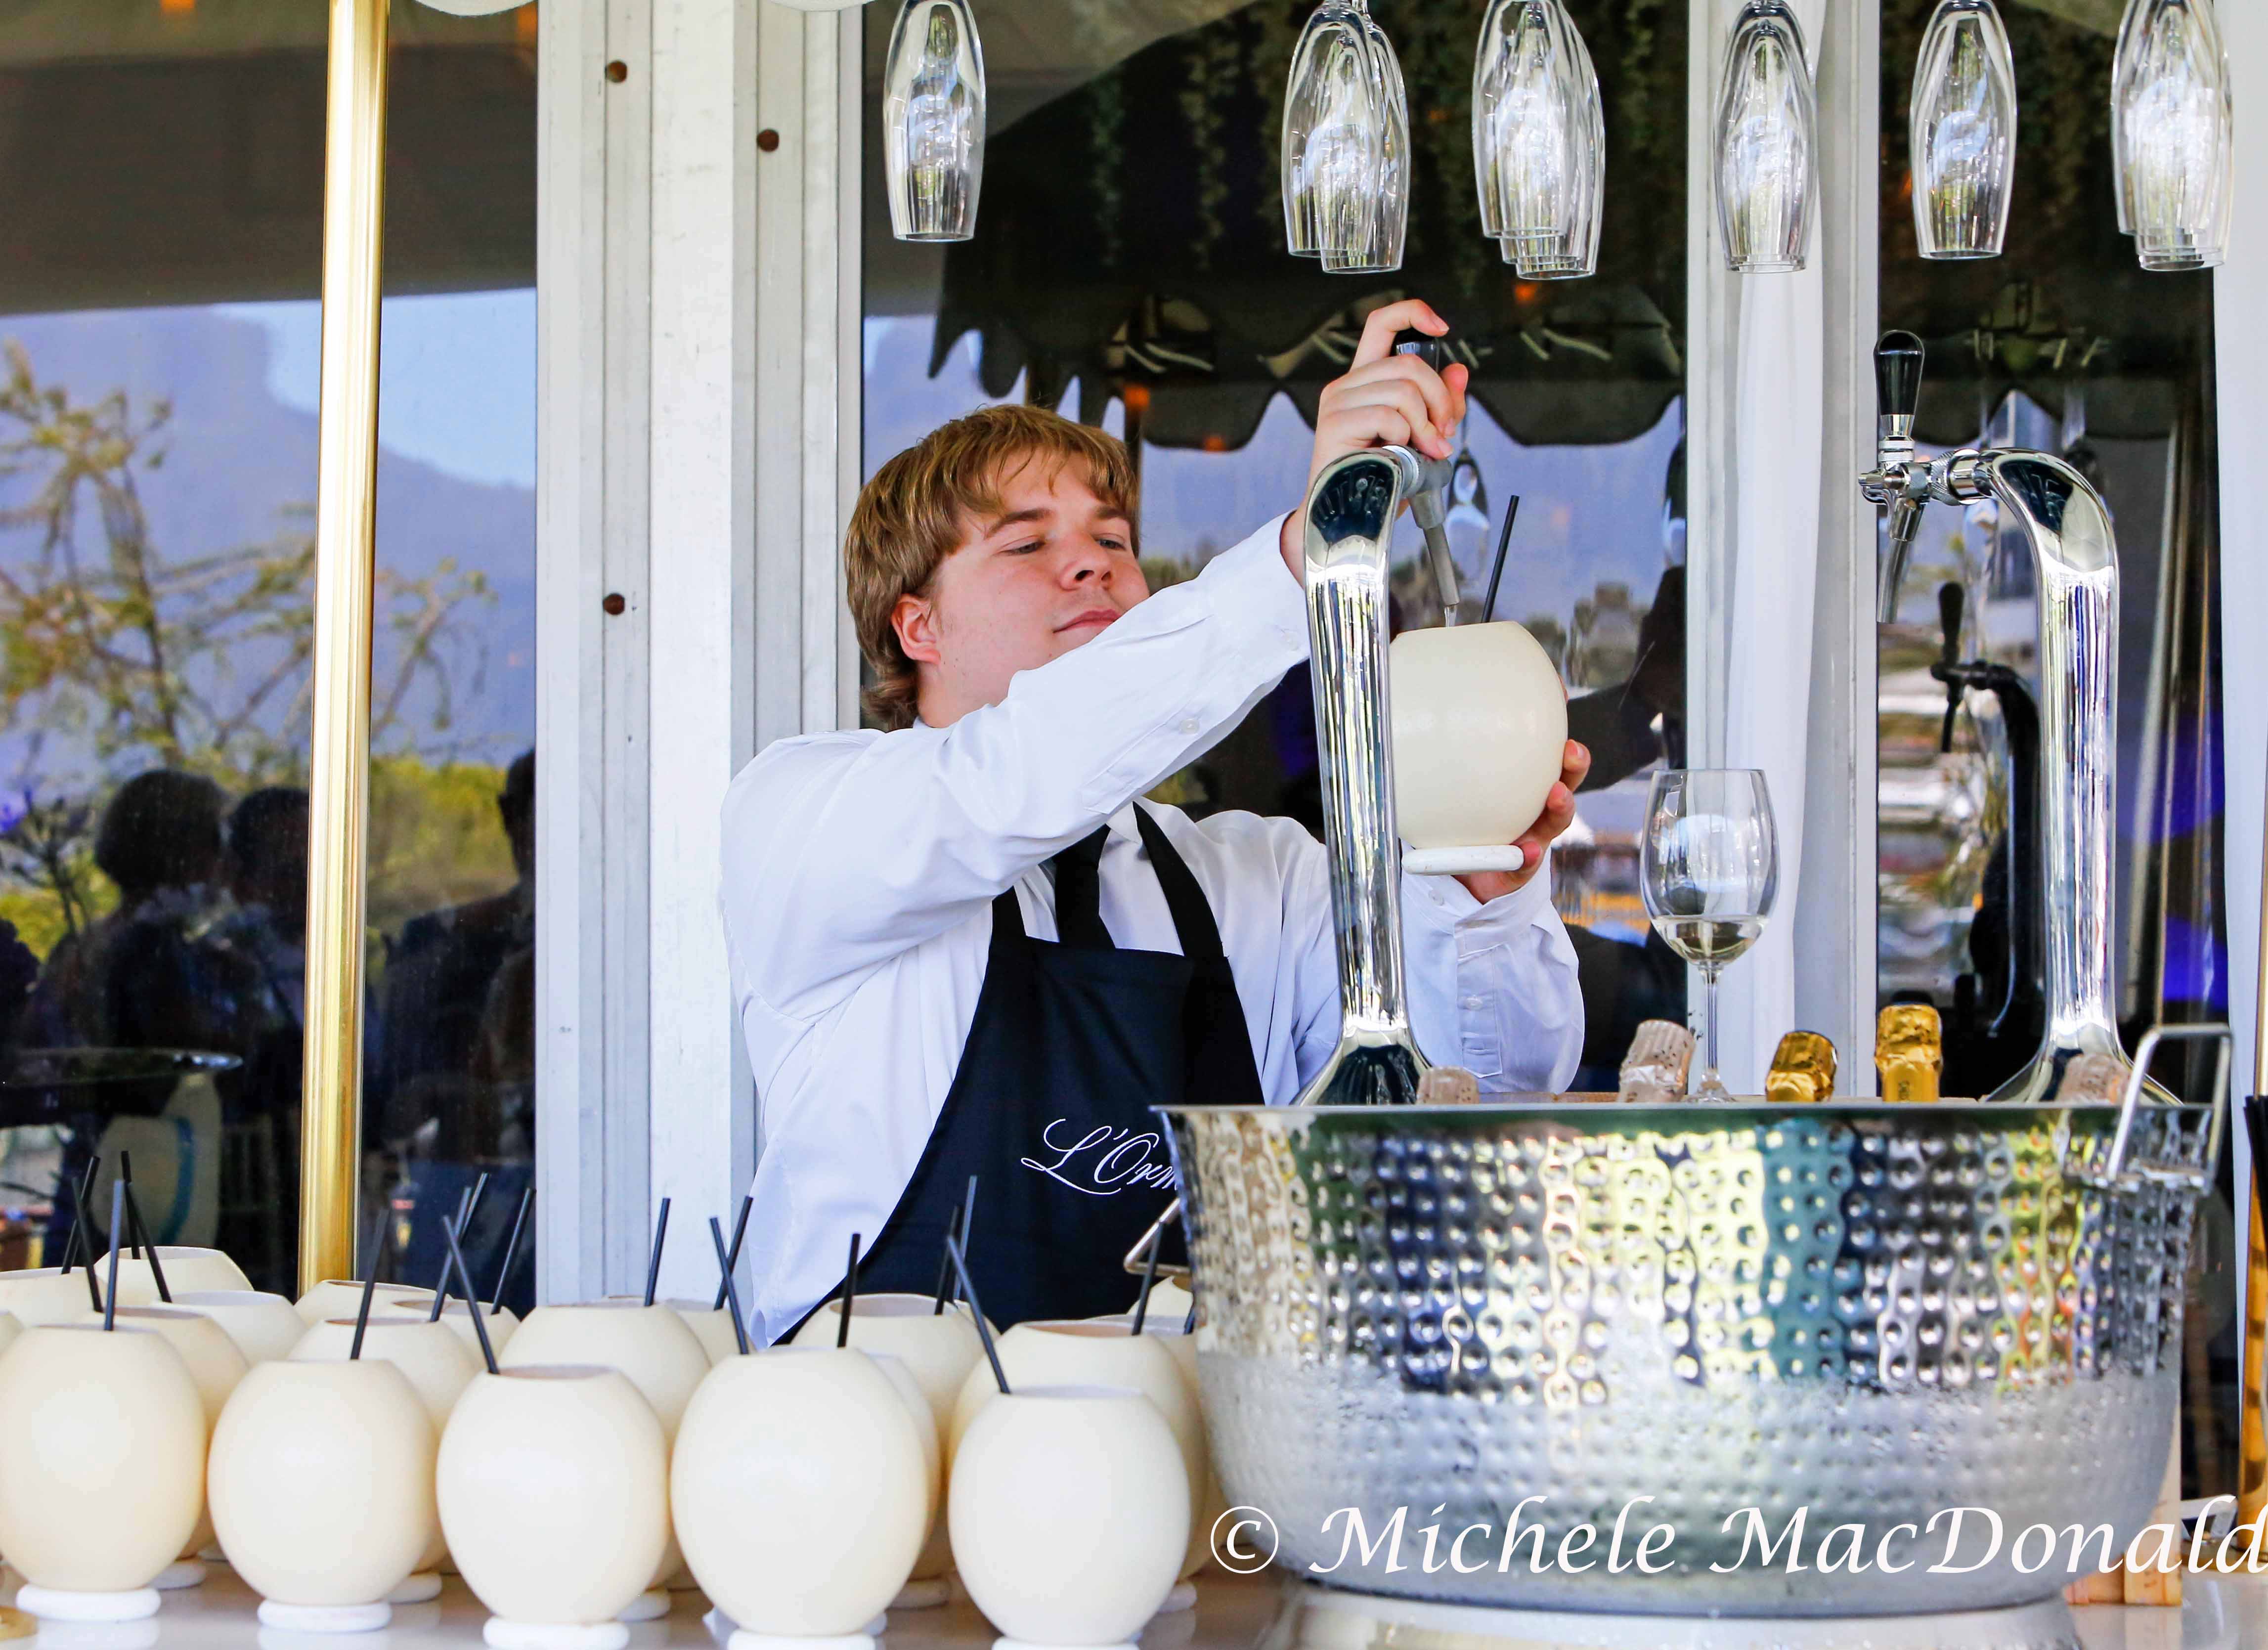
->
[1104,803,1143,845]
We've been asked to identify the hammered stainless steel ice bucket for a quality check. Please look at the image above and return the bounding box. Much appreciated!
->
[1164,1096,2219,1616]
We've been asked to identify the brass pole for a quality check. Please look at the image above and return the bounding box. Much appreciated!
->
[300,0,391,1290]
[2242,761,2268,1533]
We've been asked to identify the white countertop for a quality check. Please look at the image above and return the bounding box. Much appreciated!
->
[4,1565,2257,1650]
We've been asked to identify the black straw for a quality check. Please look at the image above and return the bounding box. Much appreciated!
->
[101,1182,124,1331]
[933,1175,978,1315]
[120,1151,141,1258]
[1183,1300,1197,1334]
[349,1206,387,1360]
[944,1233,1007,1394]
[930,1207,963,1315]
[836,1232,863,1347]
[642,1196,672,1308]
[440,1214,498,1376]
[430,1184,477,1320]
[492,1186,533,1304]
[60,1156,99,1276]
[711,1195,752,1312]
[118,1154,169,1302]
[708,1216,751,1357]
[1481,495,1522,624]
[1130,1224,1162,1335]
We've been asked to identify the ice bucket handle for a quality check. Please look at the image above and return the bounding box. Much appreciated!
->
[2060,1021,2231,1192]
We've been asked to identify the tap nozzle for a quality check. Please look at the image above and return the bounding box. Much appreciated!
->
[1865,331,1930,624]
[1393,327,1466,624]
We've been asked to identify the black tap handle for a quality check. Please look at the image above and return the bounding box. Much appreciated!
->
[1876,331,1925,425]
[1393,328,1455,376]
[1936,580,1965,754]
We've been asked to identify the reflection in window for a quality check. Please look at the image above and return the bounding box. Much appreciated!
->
[0,12,537,1304]
[861,0,1687,1088]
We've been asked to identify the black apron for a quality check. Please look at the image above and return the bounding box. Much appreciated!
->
[853,806,1264,1326]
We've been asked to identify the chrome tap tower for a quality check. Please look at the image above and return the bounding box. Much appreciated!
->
[1861,331,2140,1104]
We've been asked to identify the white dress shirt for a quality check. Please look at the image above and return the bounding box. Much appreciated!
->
[719,515,1583,1340]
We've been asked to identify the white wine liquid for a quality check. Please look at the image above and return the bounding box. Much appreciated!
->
[1651,915,1764,967]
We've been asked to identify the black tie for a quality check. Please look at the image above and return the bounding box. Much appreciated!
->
[1047,827,1115,950]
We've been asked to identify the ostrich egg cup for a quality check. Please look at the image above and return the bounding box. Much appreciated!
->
[951,1320,1205,1603]
[172,1289,308,1365]
[1389,621,1569,876]
[0,1267,114,1326]
[1085,1311,1220,1594]
[672,1346,929,1650]
[294,1314,480,1583]
[502,1301,711,1604]
[789,1293,990,1599]
[209,1358,439,1633]
[950,1387,1188,1650]
[0,1324,207,1620]
[439,1366,670,1650]
[376,1296,522,1354]
[296,1280,433,1325]
[106,1247,253,1303]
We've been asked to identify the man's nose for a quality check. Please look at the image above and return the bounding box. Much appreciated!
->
[1060,538,1113,584]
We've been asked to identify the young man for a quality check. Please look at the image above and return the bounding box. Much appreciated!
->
[722,302,1587,1338]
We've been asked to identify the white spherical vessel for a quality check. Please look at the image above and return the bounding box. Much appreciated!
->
[672,1347,929,1648]
[296,1279,433,1325]
[209,1358,438,1631]
[173,1290,308,1365]
[789,1294,988,1597]
[654,1298,743,1363]
[502,1301,710,1606]
[1087,1311,1219,1588]
[106,1246,252,1303]
[440,1367,670,1650]
[294,1314,480,1585]
[1390,622,1569,874]
[376,1296,521,1354]
[950,1387,1188,1649]
[0,1324,207,1620]
[0,1266,110,1326]
[951,1321,1205,1597]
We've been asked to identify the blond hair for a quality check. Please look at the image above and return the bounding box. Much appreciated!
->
[847,404,1139,730]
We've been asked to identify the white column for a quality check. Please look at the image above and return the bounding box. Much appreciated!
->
[2215,0,2266,1319]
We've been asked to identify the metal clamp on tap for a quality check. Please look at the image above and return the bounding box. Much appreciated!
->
[1859,330,2149,1107]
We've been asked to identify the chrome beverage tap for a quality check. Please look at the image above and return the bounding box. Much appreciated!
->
[1298,444,1435,1105]
[1860,331,2140,1104]
[1392,330,1465,622]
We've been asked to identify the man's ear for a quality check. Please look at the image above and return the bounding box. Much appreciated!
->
[893,592,942,666]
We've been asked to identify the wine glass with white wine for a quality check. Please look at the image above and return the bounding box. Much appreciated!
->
[1640,769,1779,1101]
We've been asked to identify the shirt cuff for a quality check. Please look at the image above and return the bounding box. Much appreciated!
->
[1401,845,1557,933]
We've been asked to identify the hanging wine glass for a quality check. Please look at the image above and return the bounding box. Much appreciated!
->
[1713,0,1817,274]
[1281,0,1345,257]
[1910,0,2017,260]
[2114,0,2233,271]
[1488,0,1603,279]
[1320,1,1409,273]
[2110,0,2144,233]
[1471,0,1520,239]
[883,0,988,243]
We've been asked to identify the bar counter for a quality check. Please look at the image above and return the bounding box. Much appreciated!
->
[7,1563,2258,1650]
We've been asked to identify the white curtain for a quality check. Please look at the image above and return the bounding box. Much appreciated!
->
[1713,0,1827,1094]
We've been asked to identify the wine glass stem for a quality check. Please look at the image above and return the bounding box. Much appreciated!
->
[1701,963,1723,1095]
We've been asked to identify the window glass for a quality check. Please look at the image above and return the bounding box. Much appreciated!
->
[0,7,537,1305]
[862,0,1687,1087]
[1874,2,2228,1493]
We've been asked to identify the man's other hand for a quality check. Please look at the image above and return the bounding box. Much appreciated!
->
[1454,740,1591,904]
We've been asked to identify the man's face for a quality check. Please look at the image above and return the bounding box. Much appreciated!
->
[893,455,1149,727]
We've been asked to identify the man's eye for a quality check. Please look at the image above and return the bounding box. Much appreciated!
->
[1005,540,1044,555]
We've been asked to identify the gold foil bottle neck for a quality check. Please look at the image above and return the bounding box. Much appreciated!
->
[1876,1004,1943,1103]
[1766,1031,1836,1104]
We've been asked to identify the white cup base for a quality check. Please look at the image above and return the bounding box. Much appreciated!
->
[728,1634,876,1650]
[483,1621,631,1650]
[16,1586,163,1622]
[1155,1583,1197,1615]
[153,1561,207,1591]
[616,1591,669,1623]
[258,1601,393,1633]
[388,1573,443,1605]
[1401,845,1527,876]
[891,1580,950,1610]
[863,1615,888,1638]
